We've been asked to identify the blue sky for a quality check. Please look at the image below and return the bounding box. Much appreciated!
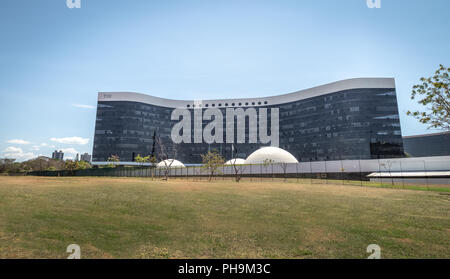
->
[0,0,449,161]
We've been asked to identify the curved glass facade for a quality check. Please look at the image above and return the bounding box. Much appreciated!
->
[93,86,404,164]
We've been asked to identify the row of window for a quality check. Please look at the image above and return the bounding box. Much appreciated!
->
[186,101,269,108]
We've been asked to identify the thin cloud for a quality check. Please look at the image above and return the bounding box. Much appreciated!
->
[4,146,23,153]
[7,139,31,145]
[73,104,95,109]
[50,137,89,145]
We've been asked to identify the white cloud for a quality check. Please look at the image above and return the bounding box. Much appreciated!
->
[31,145,41,151]
[2,146,36,162]
[4,146,22,153]
[50,137,89,145]
[73,104,95,109]
[60,148,79,155]
[40,143,48,147]
[7,139,31,145]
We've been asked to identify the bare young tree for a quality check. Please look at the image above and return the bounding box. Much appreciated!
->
[230,158,246,182]
[228,145,245,182]
[262,158,275,179]
[228,146,246,182]
[280,162,288,181]
[155,136,178,181]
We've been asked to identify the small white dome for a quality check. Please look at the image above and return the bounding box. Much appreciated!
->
[224,158,246,165]
[245,147,299,164]
[156,159,185,168]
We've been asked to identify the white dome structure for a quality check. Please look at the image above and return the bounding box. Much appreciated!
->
[156,159,185,168]
[224,158,246,165]
[245,147,299,164]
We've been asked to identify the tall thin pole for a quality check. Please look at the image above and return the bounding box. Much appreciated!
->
[358,158,363,186]
[400,160,404,189]
[423,160,429,191]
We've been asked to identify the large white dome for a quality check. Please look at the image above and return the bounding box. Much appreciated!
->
[156,159,185,168]
[224,158,246,165]
[245,147,299,164]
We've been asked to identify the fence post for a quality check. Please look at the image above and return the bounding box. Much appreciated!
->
[378,158,382,186]
[423,160,429,191]
[271,164,274,181]
[400,160,405,189]
[260,164,263,182]
[358,158,363,187]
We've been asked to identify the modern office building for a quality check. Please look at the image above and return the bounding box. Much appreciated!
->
[80,153,92,163]
[92,78,404,164]
[403,132,450,157]
[52,150,64,161]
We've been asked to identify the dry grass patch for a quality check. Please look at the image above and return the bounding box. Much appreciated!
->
[0,176,448,259]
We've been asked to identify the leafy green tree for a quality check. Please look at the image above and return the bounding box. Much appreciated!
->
[135,154,145,164]
[64,160,77,175]
[135,154,154,166]
[107,155,120,168]
[201,150,225,182]
[149,155,157,166]
[0,158,16,173]
[75,161,91,170]
[407,64,450,131]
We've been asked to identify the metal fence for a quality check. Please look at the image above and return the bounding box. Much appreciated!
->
[28,156,450,188]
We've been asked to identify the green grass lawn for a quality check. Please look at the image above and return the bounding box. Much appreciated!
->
[0,176,449,259]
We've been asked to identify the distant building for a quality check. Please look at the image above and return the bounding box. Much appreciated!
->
[403,132,450,157]
[80,153,92,162]
[75,153,80,162]
[52,150,64,161]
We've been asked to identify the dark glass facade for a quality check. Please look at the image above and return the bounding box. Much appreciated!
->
[93,88,404,163]
[403,132,450,157]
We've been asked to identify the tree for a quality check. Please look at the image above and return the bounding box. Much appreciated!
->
[107,155,120,168]
[149,155,157,167]
[280,162,288,181]
[230,159,246,183]
[262,158,275,179]
[155,136,178,181]
[407,64,450,131]
[201,150,225,182]
[135,154,148,166]
[75,161,91,170]
[64,160,77,175]
[0,158,16,173]
[135,154,156,166]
